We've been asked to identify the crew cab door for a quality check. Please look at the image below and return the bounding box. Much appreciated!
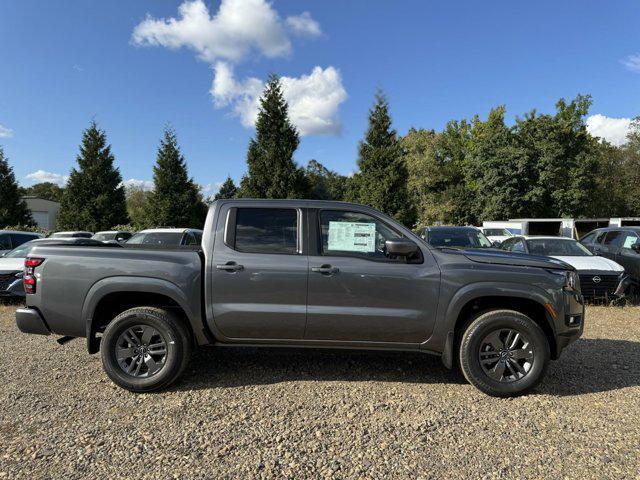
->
[305,208,440,344]
[615,231,640,280]
[209,205,308,340]
[599,231,624,260]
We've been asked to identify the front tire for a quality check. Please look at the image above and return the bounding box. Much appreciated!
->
[459,309,550,397]
[100,307,191,392]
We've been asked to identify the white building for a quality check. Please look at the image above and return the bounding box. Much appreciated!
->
[22,196,60,230]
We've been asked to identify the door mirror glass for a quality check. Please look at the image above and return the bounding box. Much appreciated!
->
[385,239,419,257]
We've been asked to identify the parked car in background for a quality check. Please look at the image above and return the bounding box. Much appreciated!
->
[0,230,44,256]
[126,228,203,247]
[479,227,514,246]
[0,238,117,298]
[501,235,629,300]
[50,231,93,239]
[92,231,133,244]
[16,199,584,397]
[419,226,494,249]
[580,227,640,290]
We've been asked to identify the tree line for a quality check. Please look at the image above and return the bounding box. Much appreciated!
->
[1,75,639,232]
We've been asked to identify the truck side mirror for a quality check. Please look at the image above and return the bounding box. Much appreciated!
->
[385,239,419,257]
[632,243,640,253]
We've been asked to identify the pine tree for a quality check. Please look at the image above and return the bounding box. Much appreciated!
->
[239,75,309,199]
[347,92,414,225]
[0,147,34,227]
[146,128,207,228]
[57,122,128,231]
[214,176,238,200]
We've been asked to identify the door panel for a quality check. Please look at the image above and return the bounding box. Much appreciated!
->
[306,256,440,343]
[615,232,640,281]
[210,206,308,340]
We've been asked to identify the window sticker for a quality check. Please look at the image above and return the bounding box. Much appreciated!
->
[623,235,638,249]
[328,222,376,252]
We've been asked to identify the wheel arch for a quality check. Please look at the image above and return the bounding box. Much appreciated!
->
[440,283,557,369]
[82,277,207,354]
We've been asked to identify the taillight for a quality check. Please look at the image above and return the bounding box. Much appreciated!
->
[24,275,36,294]
[25,257,44,268]
[24,257,44,294]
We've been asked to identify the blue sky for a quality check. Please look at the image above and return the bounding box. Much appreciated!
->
[1,0,638,196]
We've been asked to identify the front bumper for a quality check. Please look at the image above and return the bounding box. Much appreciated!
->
[614,275,632,297]
[16,308,51,335]
[553,289,585,358]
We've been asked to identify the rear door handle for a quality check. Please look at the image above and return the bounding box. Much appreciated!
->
[311,264,339,275]
[216,262,244,272]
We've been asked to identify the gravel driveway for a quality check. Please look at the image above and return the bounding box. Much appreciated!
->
[1,303,639,479]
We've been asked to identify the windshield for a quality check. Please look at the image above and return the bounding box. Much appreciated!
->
[484,228,512,237]
[4,241,35,258]
[526,239,592,256]
[126,232,183,246]
[428,229,493,248]
[92,233,116,241]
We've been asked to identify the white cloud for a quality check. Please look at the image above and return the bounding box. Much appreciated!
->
[0,124,14,138]
[199,182,224,199]
[210,61,264,126]
[132,0,345,136]
[621,53,640,73]
[25,170,68,186]
[586,114,632,146]
[286,12,322,38]
[210,63,348,136]
[131,0,291,63]
[121,178,154,191]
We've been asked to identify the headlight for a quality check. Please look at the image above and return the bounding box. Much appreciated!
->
[565,271,580,291]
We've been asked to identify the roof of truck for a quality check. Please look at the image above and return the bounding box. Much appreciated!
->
[137,228,203,234]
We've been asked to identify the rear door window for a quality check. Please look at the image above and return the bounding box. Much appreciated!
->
[233,208,298,254]
[0,234,12,250]
[10,233,38,246]
[603,231,624,247]
[511,240,526,253]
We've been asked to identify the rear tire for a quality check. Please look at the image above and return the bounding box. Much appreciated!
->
[100,307,191,392]
[459,309,549,397]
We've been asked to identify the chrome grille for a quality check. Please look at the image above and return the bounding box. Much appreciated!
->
[578,274,620,299]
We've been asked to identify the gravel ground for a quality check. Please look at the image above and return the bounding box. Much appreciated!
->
[1,303,639,479]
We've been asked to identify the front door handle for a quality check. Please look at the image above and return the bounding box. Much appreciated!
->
[216,262,244,272]
[311,264,339,275]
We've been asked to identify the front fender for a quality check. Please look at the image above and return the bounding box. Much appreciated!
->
[82,276,202,353]
[444,281,554,330]
[427,281,557,368]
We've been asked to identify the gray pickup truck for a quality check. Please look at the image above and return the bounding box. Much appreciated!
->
[16,199,584,397]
